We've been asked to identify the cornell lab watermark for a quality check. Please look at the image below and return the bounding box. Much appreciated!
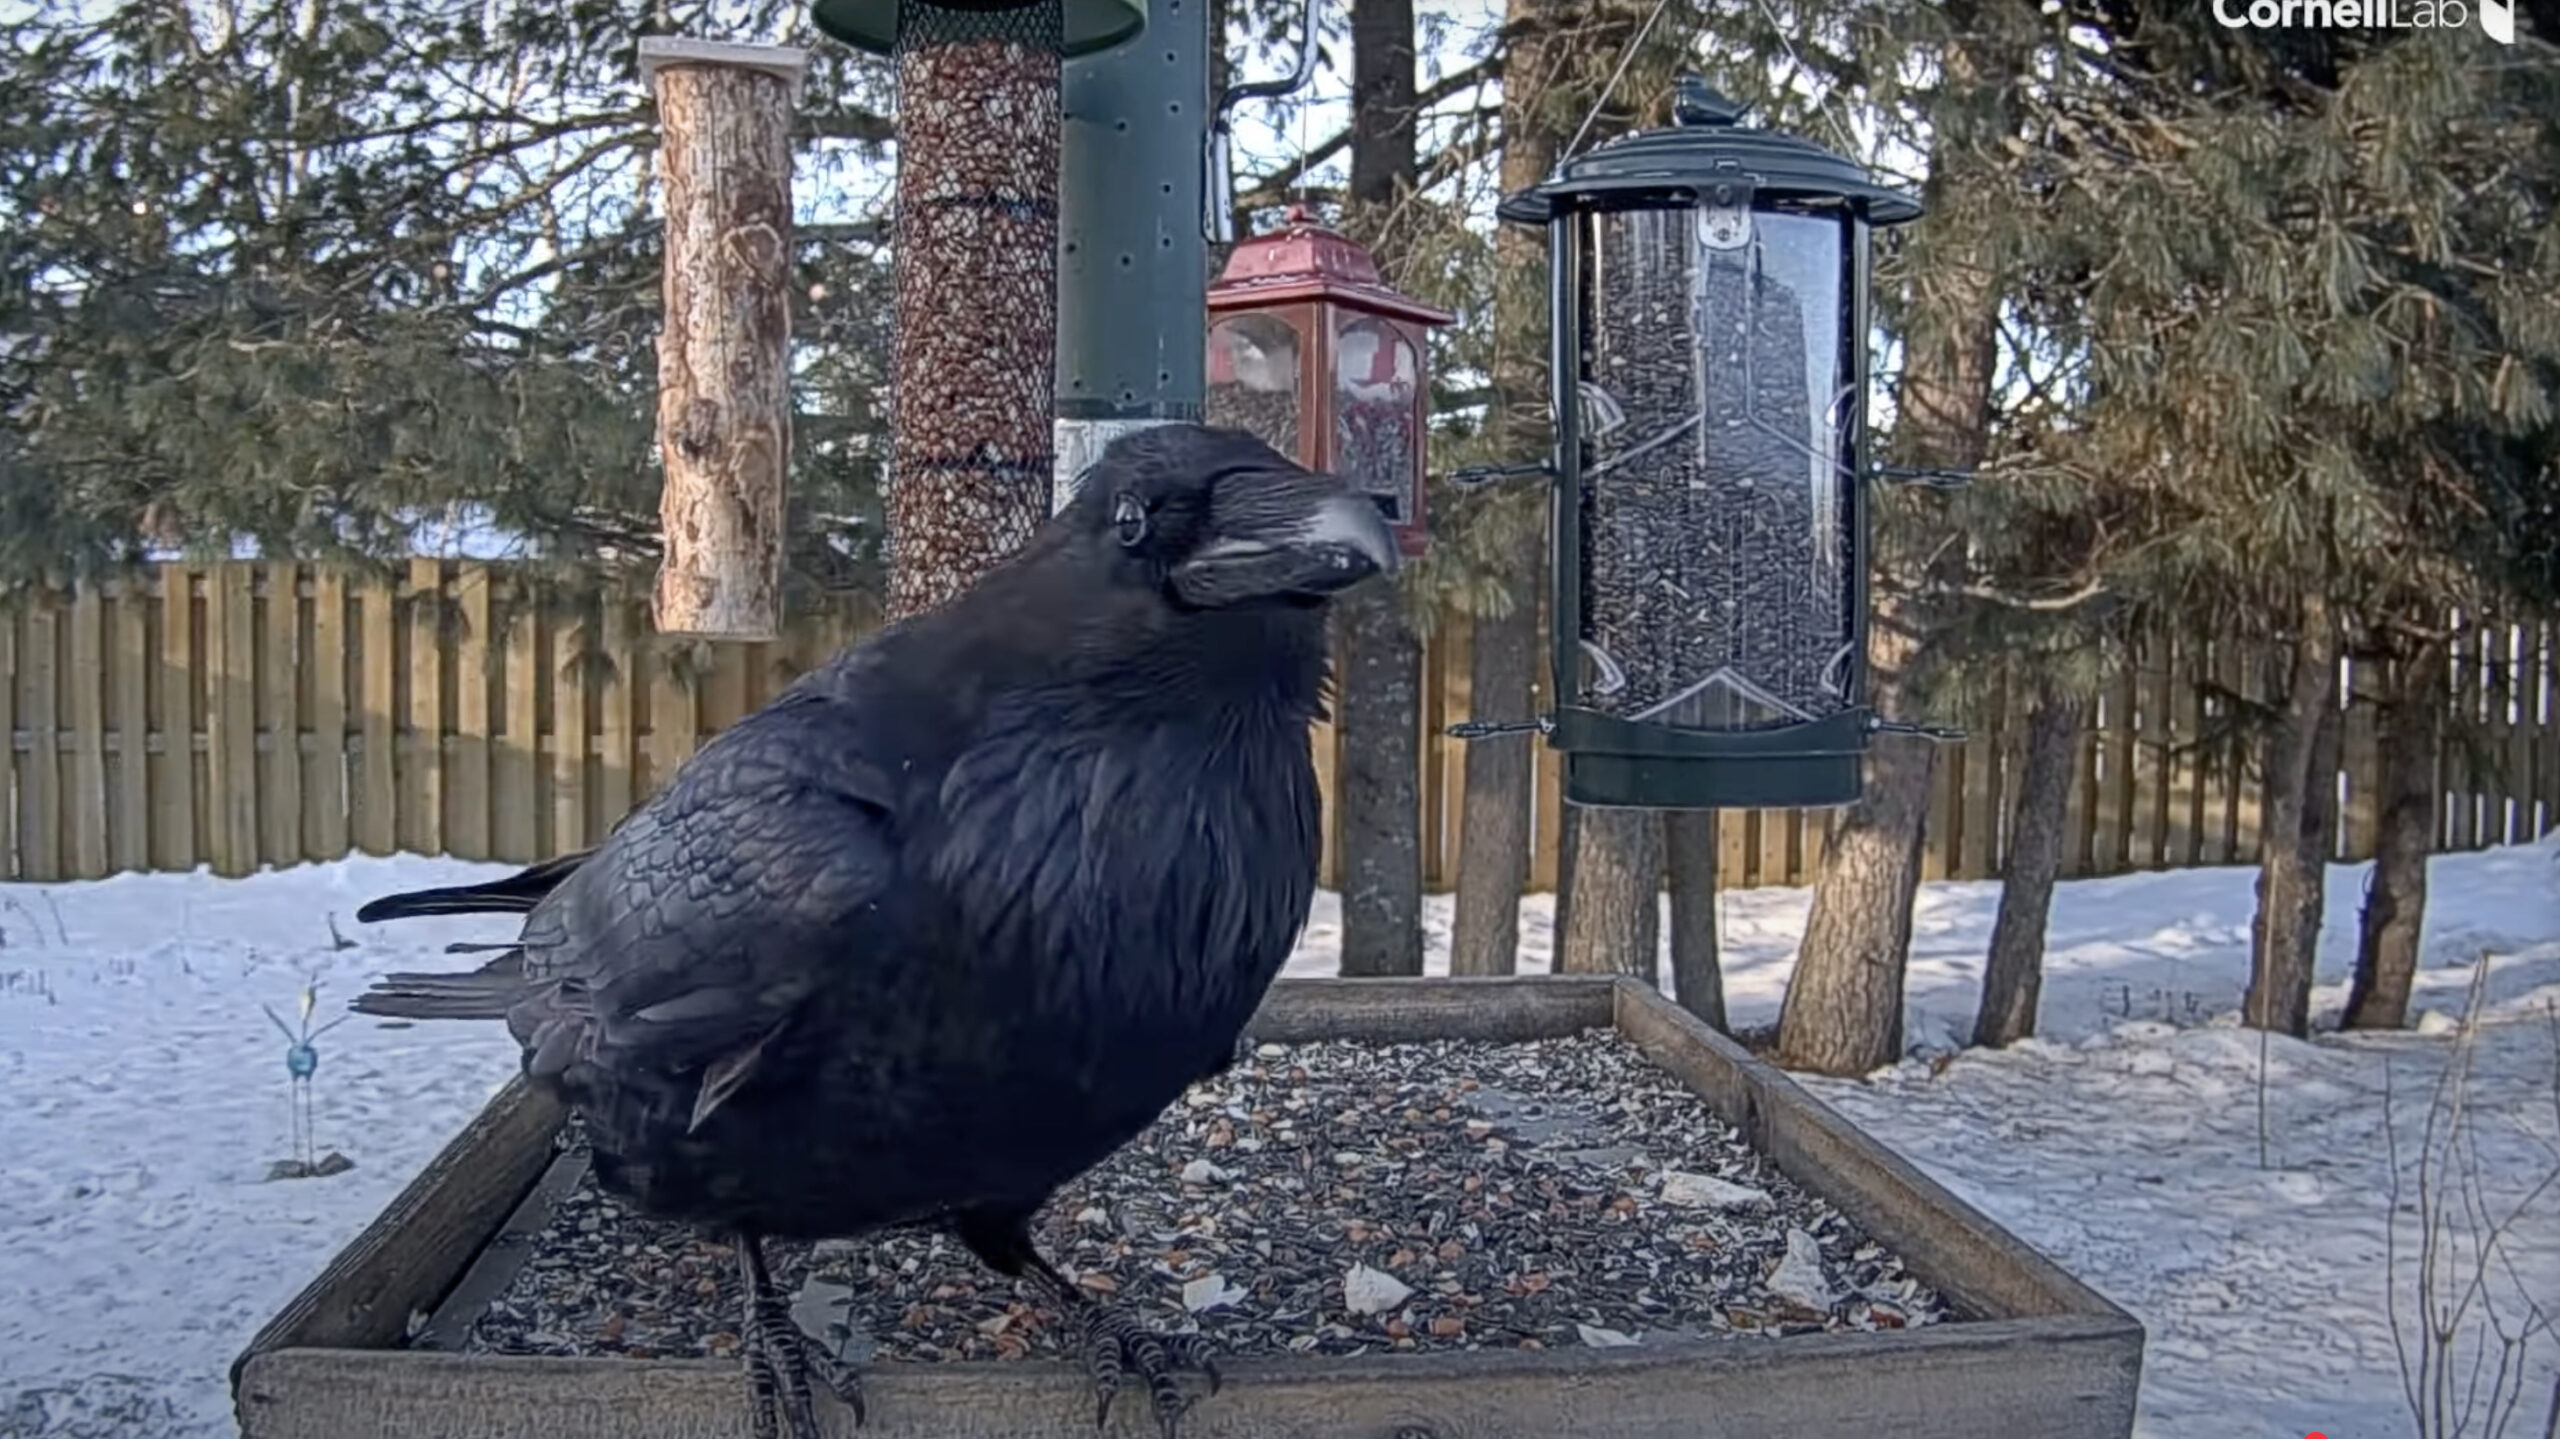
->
[2210,0,2517,43]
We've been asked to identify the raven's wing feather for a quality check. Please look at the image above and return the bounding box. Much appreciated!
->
[363,692,903,1129]
[353,846,596,923]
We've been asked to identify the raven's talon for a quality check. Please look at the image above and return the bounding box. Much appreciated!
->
[1072,1304,1217,1439]
[800,1331,868,1428]
[1165,1334,1222,1395]
[744,1291,863,1438]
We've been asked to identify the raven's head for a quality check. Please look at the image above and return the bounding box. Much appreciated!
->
[1066,423,1398,610]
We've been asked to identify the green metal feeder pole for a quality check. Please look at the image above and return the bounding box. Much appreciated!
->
[1051,0,1209,507]
[1052,0,1323,509]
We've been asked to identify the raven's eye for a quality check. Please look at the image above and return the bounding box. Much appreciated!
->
[1112,492,1148,548]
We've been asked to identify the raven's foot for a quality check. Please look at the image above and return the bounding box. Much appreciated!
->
[948,1206,1220,1438]
[1070,1300,1221,1439]
[742,1290,865,1439]
[735,1232,865,1439]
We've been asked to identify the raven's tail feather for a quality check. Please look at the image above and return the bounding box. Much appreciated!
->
[352,950,527,1022]
[354,848,592,924]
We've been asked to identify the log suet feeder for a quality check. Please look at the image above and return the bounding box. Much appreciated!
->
[812,0,1146,619]
[1204,205,1454,559]
[1495,76,1929,811]
[639,38,809,642]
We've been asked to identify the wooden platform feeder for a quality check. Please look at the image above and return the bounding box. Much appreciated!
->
[232,977,2143,1439]
[639,37,808,642]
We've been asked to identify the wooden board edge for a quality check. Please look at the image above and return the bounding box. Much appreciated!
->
[231,1076,565,1390]
[238,1314,2139,1439]
[413,1144,596,1352]
[1609,980,2142,1331]
[1246,974,1619,1044]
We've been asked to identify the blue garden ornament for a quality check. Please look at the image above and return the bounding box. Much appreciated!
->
[263,983,350,1176]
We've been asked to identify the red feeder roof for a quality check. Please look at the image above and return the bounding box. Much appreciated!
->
[1206,205,1456,328]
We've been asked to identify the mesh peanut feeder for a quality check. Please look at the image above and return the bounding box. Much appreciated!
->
[813,0,1145,619]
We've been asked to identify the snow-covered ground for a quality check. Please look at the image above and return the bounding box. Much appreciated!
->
[2,838,2555,1439]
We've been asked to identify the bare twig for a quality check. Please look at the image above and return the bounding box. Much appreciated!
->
[2386,961,2560,1439]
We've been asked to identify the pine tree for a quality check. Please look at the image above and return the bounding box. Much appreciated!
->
[2030,15,2560,1037]
[1773,0,2032,1075]
[1445,0,1577,980]
[0,0,898,597]
[1331,0,1429,978]
[1543,0,1699,987]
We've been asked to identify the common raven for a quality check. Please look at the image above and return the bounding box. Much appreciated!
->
[349,424,1394,1439]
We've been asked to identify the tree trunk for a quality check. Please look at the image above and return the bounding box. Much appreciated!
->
[1972,681,2085,1048]
[2346,640,2445,1030]
[1772,26,2006,1077]
[1774,707,1934,1073]
[1556,807,1661,983]
[884,16,1064,621]
[1560,807,1666,980]
[1449,592,1536,976]
[1331,0,1425,979]
[642,42,801,642]
[1447,0,1565,979]
[1664,809,1725,1030]
[1554,797,1583,954]
[2243,591,2340,1038]
[1334,598,1425,976]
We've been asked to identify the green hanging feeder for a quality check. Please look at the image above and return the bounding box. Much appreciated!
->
[1494,75,1936,811]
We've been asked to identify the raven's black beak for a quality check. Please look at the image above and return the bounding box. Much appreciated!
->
[1172,470,1399,608]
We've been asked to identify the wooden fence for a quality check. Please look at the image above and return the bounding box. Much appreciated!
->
[3,562,2554,888]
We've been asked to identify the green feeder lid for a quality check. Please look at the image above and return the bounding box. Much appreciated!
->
[1497,74,1921,227]
[811,0,1145,57]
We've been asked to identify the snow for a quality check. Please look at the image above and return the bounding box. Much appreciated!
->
[2,839,2556,1439]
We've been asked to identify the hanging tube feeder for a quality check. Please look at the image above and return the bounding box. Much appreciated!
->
[1495,76,1929,810]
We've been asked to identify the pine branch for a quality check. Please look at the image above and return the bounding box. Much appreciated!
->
[1230,54,1503,207]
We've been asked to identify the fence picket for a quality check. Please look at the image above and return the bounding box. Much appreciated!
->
[355,574,398,856]
[449,568,492,860]
[2502,621,2537,846]
[308,569,349,860]
[69,587,109,878]
[155,568,197,871]
[259,563,302,867]
[401,560,445,857]
[1,611,16,879]
[112,583,152,874]
[597,600,634,832]
[502,597,542,863]
[208,564,258,876]
[551,612,590,854]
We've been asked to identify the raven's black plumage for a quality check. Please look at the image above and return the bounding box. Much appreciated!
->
[351,424,1396,1439]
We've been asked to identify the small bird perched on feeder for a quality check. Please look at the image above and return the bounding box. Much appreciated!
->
[348,425,1396,1439]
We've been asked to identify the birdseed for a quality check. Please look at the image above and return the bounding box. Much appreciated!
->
[450,1030,1950,1365]
[1573,204,1859,729]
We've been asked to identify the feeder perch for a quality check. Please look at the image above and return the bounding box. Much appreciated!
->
[1496,75,1925,810]
[1205,205,1454,559]
[640,38,808,642]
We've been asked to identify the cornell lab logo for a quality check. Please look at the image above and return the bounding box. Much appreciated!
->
[2210,0,2516,42]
